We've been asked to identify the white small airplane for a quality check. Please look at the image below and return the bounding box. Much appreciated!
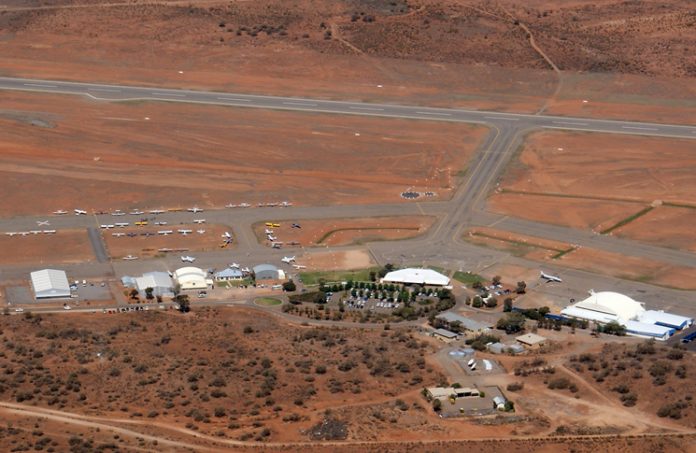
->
[5,232,17,237]
[158,230,173,235]
[53,210,68,215]
[111,210,126,216]
[193,219,206,224]
[225,203,237,208]
[154,221,168,226]
[74,209,87,215]
[177,229,193,234]
[281,256,296,264]
[196,229,206,234]
[229,262,240,269]
[150,209,165,214]
[239,203,250,208]
[100,224,112,229]
[540,271,563,283]
[115,222,129,227]
[181,255,196,263]
[30,230,42,234]
[188,207,203,213]
[241,267,250,273]
[264,228,274,234]
[222,232,232,239]
[112,232,125,237]
[36,220,50,226]
[281,201,293,207]
[42,230,56,234]
[123,255,139,260]
[129,210,144,215]
[293,264,307,269]
[267,235,277,241]
[272,243,281,249]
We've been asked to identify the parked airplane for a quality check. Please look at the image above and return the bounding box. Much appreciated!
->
[149,209,165,214]
[36,220,50,226]
[196,229,206,234]
[241,267,250,273]
[272,223,280,228]
[265,222,274,227]
[158,230,174,235]
[112,232,125,237]
[292,264,306,269]
[239,203,250,208]
[229,263,240,269]
[291,223,301,229]
[126,233,137,237]
[100,224,113,229]
[193,219,206,224]
[267,235,277,242]
[264,228,274,234]
[281,256,296,264]
[225,203,236,208]
[19,232,30,236]
[129,210,144,215]
[540,271,563,283]
[111,210,126,216]
[282,201,293,207]
[52,210,68,215]
[74,209,87,215]
[42,230,56,234]
[123,255,139,260]
[115,222,129,227]
[188,207,203,213]
[271,243,282,249]
[154,221,168,226]
[181,256,196,263]
[178,229,193,234]
[30,230,42,234]
[135,221,148,226]
[222,232,232,239]
[5,232,17,237]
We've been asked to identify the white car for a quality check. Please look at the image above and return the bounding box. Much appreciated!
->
[14,308,24,313]
[63,305,72,310]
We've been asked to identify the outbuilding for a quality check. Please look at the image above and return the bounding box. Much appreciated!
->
[432,328,459,342]
[253,264,285,281]
[30,269,70,299]
[381,268,450,287]
[515,333,547,349]
[173,267,211,290]
[437,312,492,333]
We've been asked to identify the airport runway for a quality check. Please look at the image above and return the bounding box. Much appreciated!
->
[1,76,695,311]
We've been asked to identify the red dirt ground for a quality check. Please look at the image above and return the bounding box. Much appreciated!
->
[0,229,92,264]
[0,91,486,216]
[254,216,436,248]
[489,131,696,249]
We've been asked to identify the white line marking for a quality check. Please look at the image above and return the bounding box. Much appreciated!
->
[88,88,121,93]
[282,102,317,106]
[552,121,589,126]
[349,106,384,111]
[23,83,56,88]
[484,116,519,121]
[151,92,186,97]
[216,97,251,102]
[416,111,451,116]
[622,126,658,131]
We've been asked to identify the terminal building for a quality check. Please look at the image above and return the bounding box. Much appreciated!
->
[560,290,693,341]
[381,268,450,287]
[30,269,71,299]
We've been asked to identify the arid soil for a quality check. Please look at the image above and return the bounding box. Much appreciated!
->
[0,1,694,123]
[298,250,375,271]
[0,91,485,215]
[102,223,233,259]
[0,229,92,264]
[255,216,436,248]
[489,131,696,249]
[462,227,696,290]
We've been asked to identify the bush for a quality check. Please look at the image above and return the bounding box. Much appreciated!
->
[496,312,526,334]
[506,382,524,392]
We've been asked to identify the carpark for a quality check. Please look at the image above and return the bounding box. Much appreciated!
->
[70,281,112,303]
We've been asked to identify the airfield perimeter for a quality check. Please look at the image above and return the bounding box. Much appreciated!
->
[0,76,695,316]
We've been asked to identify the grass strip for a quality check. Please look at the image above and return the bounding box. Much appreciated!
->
[316,227,419,244]
[600,206,654,235]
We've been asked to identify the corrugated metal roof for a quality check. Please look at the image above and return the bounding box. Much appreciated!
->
[30,269,70,296]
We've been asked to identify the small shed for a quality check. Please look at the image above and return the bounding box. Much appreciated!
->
[493,396,507,410]
[433,328,459,342]
[515,333,548,349]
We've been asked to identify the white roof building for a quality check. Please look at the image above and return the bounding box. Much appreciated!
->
[381,268,450,286]
[30,269,70,299]
[173,267,211,290]
[135,271,174,296]
[560,290,687,341]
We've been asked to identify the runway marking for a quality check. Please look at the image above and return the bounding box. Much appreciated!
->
[552,121,589,126]
[151,92,186,97]
[484,116,519,121]
[416,111,451,116]
[282,101,317,107]
[216,97,251,102]
[88,88,121,93]
[23,83,56,88]
[622,126,658,131]
[349,106,384,111]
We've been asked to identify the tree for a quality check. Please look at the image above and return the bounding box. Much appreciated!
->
[369,271,377,282]
[432,399,442,412]
[472,296,483,308]
[174,294,190,313]
[485,297,498,308]
[516,281,527,294]
[503,297,513,312]
[378,263,394,278]
[492,275,502,286]
[496,312,526,334]
[282,280,297,292]
[129,289,139,300]
[145,287,154,301]
[472,280,483,290]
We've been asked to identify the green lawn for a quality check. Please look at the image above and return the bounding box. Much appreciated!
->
[299,268,379,286]
[453,271,485,286]
[255,297,282,306]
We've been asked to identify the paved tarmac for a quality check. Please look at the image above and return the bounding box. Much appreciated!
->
[1,76,695,314]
